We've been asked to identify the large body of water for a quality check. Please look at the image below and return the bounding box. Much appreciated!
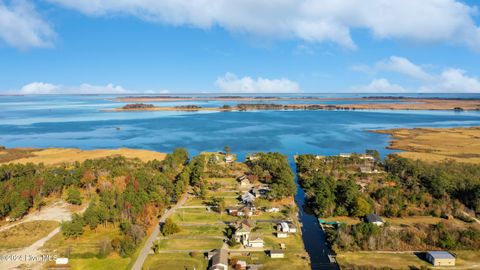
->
[1,94,480,269]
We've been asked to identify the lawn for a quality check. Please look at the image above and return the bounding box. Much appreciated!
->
[208,177,238,189]
[0,220,59,250]
[155,238,224,251]
[175,224,225,237]
[453,250,480,267]
[231,251,310,270]
[262,233,305,251]
[337,250,480,269]
[67,256,130,270]
[143,253,207,270]
[336,252,430,269]
[321,216,361,225]
[171,208,235,224]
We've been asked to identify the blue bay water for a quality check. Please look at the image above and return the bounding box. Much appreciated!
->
[1,94,480,158]
[1,94,480,269]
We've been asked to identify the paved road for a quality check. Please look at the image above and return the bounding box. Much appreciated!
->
[131,191,190,270]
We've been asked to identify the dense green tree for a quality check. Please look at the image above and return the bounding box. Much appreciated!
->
[161,218,180,236]
[66,187,82,205]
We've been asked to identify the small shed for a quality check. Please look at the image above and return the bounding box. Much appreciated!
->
[426,251,456,266]
[269,250,285,259]
[276,232,288,238]
[248,237,264,248]
[364,213,384,226]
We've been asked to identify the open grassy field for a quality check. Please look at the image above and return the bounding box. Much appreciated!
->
[171,207,236,224]
[67,256,130,270]
[156,238,224,251]
[336,252,430,269]
[175,224,225,237]
[337,250,480,269]
[376,127,480,163]
[262,233,305,252]
[0,220,59,250]
[143,253,208,270]
[43,224,123,257]
[1,147,166,165]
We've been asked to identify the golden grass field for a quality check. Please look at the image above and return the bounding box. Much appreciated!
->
[0,220,59,250]
[376,126,480,163]
[337,250,480,269]
[0,147,166,165]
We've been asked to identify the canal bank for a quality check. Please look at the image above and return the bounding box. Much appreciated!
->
[291,161,340,270]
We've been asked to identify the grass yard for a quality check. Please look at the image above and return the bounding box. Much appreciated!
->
[337,251,480,269]
[43,224,122,257]
[336,252,429,269]
[207,190,239,198]
[208,177,238,188]
[262,233,305,251]
[454,251,480,267]
[67,256,130,270]
[143,253,207,270]
[175,224,225,237]
[155,238,224,251]
[171,208,235,224]
[231,251,310,270]
[0,220,59,250]
[321,216,361,225]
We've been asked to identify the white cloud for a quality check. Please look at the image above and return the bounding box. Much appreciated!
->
[215,72,300,93]
[46,0,480,51]
[376,56,433,81]
[18,82,128,94]
[420,68,480,93]
[0,0,55,49]
[354,56,480,93]
[353,78,407,93]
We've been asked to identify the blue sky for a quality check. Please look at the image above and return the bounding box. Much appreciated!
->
[1,0,480,94]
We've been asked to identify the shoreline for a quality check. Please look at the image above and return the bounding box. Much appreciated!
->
[105,98,480,113]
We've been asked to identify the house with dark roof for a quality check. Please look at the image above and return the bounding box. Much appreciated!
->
[364,213,384,226]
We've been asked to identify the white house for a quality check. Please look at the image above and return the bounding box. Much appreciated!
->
[225,154,234,163]
[278,222,290,233]
[241,192,255,204]
[266,207,280,213]
[276,232,288,238]
[247,237,264,248]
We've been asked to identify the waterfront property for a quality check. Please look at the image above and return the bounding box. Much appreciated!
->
[426,251,456,266]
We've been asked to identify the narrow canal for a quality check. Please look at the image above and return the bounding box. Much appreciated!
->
[291,161,340,270]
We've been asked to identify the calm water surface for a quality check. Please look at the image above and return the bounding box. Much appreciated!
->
[1,94,480,269]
